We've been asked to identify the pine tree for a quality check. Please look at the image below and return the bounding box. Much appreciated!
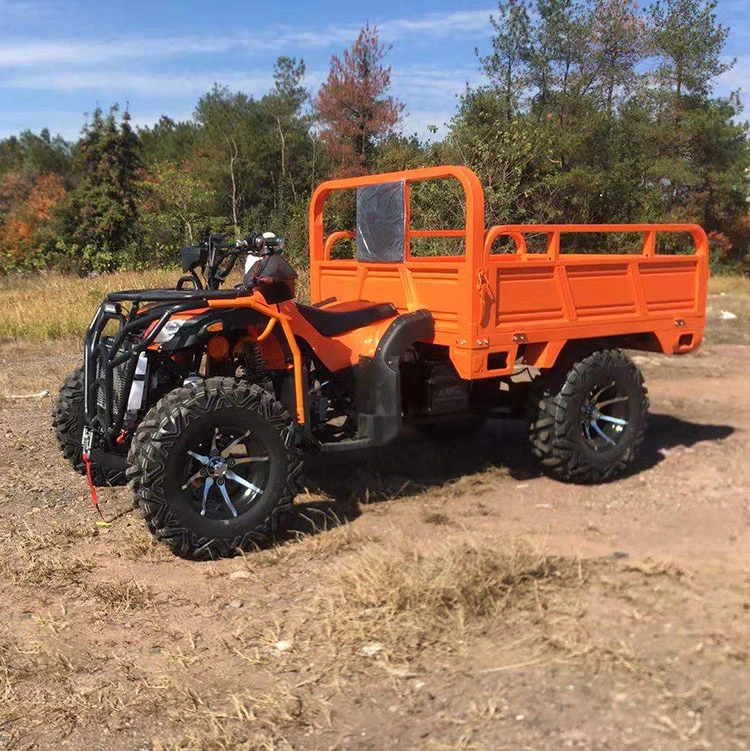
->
[315,24,405,175]
[650,0,731,99]
[480,0,531,121]
[641,0,747,252]
[194,86,259,235]
[264,57,312,203]
[61,106,142,271]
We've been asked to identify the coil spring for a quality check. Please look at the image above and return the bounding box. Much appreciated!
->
[241,341,271,386]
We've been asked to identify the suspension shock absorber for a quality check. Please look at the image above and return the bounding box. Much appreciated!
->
[236,340,272,390]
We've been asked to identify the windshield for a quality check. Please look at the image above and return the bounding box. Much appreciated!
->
[356,181,406,263]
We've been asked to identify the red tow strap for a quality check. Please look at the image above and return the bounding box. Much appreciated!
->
[83,452,105,521]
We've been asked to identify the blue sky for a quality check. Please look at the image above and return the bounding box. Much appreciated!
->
[0,0,747,142]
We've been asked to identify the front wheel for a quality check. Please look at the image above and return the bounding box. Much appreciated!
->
[130,378,302,558]
[528,348,648,483]
[52,365,127,486]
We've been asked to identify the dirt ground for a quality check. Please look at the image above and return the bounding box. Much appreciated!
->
[1,335,749,751]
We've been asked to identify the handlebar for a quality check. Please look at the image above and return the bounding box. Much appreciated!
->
[237,233,286,253]
[195,231,286,290]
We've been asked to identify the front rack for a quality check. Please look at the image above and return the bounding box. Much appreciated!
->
[83,294,209,448]
[106,287,251,303]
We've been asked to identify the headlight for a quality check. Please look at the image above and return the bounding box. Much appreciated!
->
[153,318,190,343]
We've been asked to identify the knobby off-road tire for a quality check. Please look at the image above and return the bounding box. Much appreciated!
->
[129,377,303,558]
[528,348,648,484]
[126,386,190,499]
[52,365,127,486]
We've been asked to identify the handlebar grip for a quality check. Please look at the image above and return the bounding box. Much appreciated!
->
[244,233,285,252]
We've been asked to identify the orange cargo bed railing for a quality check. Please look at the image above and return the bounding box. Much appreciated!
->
[483,223,708,260]
[308,166,709,380]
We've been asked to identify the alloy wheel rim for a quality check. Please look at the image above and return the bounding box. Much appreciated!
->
[579,380,630,451]
[182,426,270,519]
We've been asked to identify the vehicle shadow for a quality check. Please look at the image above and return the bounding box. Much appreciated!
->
[278,422,516,540]
[633,413,735,474]
[280,412,734,539]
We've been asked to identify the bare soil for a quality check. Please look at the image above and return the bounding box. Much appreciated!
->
[1,339,749,751]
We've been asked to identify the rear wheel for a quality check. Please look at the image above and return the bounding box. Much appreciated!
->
[130,378,302,558]
[528,348,648,483]
[52,365,127,486]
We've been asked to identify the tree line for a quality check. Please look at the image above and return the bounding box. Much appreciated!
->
[0,0,747,275]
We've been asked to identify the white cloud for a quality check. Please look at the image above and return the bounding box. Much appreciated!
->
[401,109,454,140]
[0,9,494,68]
[716,55,750,99]
[4,70,273,96]
[0,37,214,68]
[380,9,492,38]
[0,0,67,20]
[0,115,83,140]
[0,62,486,140]
[394,66,481,98]
[0,108,199,141]
[0,9,496,140]
[2,60,483,115]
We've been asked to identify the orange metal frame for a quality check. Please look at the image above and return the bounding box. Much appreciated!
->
[205,295,307,424]
[185,165,709,427]
[205,291,400,427]
[309,165,709,380]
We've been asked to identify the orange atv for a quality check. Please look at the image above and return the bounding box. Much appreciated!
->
[53,166,709,558]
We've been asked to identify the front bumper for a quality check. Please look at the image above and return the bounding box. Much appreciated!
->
[83,293,207,449]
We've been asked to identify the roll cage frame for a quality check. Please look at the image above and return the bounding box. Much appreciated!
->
[83,286,308,448]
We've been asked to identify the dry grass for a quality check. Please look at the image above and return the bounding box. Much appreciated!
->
[1,514,722,749]
[0,628,124,742]
[158,686,317,751]
[430,466,510,499]
[0,267,311,341]
[622,557,689,580]
[119,521,174,561]
[90,579,155,613]
[0,269,740,343]
[0,270,178,340]
[2,634,314,751]
[0,591,317,750]
[708,275,750,296]
[422,510,453,525]
[706,274,750,344]
[0,521,97,587]
[313,539,585,662]
[283,509,375,557]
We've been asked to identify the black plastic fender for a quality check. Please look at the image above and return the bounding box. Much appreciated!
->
[156,307,268,351]
[351,308,434,448]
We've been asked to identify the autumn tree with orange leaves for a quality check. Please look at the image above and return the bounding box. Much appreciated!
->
[0,172,65,271]
[315,24,404,176]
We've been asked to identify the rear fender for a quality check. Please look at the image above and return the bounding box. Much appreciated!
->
[354,309,434,445]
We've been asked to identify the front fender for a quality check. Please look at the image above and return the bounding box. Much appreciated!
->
[153,308,268,351]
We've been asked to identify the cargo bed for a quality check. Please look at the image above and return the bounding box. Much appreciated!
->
[309,166,708,378]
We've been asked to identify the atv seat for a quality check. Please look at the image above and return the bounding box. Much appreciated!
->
[296,301,397,337]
